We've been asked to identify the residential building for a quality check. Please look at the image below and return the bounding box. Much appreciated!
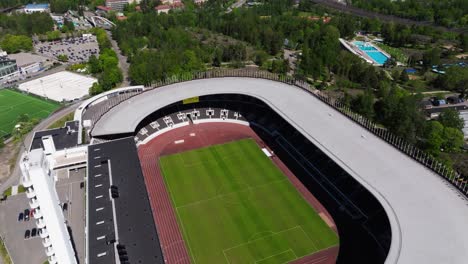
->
[20,121,85,264]
[105,0,141,11]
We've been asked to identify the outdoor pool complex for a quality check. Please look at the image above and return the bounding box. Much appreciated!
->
[353,41,389,65]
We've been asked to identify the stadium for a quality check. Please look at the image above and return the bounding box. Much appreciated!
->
[21,70,468,264]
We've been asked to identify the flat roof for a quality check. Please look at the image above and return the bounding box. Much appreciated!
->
[87,137,164,264]
[8,52,51,67]
[92,78,468,264]
[18,71,96,102]
[30,121,79,151]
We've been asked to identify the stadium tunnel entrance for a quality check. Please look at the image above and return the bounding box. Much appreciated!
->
[96,93,392,263]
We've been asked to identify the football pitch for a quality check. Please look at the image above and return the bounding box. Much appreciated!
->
[0,89,60,138]
[160,138,339,264]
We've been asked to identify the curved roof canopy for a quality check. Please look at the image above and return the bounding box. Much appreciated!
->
[92,78,468,264]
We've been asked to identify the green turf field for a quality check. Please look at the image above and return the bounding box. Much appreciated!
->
[0,89,60,138]
[160,139,339,264]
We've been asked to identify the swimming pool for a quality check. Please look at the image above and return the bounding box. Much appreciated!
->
[353,41,389,65]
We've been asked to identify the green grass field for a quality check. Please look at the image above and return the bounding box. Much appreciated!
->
[160,139,339,264]
[0,89,60,138]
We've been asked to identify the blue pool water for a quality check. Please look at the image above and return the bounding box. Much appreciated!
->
[353,41,389,65]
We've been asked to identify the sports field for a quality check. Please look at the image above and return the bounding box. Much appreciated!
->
[0,89,60,138]
[160,138,338,264]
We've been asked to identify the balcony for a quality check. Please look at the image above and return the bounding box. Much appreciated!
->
[45,246,55,257]
[42,237,52,247]
[22,176,33,188]
[33,209,42,219]
[38,228,49,238]
[36,218,46,229]
[25,188,36,199]
[29,198,39,209]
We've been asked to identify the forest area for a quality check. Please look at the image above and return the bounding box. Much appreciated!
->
[111,0,467,174]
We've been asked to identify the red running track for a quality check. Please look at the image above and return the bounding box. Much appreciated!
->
[138,122,339,264]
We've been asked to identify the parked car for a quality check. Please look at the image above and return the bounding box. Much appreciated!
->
[30,209,35,218]
[62,203,68,211]
[31,228,37,237]
[18,212,24,222]
[24,230,30,239]
[24,209,30,221]
[80,182,85,189]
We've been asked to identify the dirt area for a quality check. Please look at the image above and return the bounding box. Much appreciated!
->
[0,142,19,185]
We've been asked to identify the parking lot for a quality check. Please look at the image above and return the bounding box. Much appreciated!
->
[35,35,99,63]
[0,194,46,264]
[0,167,86,264]
[56,167,86,264]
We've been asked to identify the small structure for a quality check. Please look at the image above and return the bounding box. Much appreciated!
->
[24,3,50,13]
[0,52,19,84]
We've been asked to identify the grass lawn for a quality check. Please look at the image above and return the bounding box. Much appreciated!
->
[0,89,60,138]
[160,139,338,264]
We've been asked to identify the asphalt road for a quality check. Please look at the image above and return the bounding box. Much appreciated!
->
[0,102,80,196]
[107,31,130,87]
[311,0,467,34]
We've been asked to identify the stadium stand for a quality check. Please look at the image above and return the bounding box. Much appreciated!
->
[129,94,391,263]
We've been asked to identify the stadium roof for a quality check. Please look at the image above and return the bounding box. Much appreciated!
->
[92,78,468,264]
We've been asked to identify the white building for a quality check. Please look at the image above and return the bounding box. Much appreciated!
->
[24,3,50,13]
[21,149,78,264]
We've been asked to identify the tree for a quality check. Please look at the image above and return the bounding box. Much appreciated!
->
[57,54,68,62]
[438,109,464,131]
[400,69,409,83]
[89,82,103,95]
[0,34,32,53]
[88,55,102,74]
[441,127,464,152]
[422,48,441,68]
[423,121,444,155]
[436,67,468,98]
[351,89,375,119]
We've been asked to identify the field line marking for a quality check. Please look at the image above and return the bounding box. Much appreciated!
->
[176,178,288,210]
[160,162,198,264]
[223,249,232,264]
[254,249,294,264]
[298,225,320,252]
[222,225,302,254]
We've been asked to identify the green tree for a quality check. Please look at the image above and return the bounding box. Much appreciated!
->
[400,69,409,83]
[422,48,441,68]
[423,121,444,155]
[438,109,464,131]
[441,127,464,152]
[0,34,32,53]
[436,67,468,98]
[351,89,375,119]
[89,82,103,95]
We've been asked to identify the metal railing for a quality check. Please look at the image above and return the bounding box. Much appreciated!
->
[87,68,468,197]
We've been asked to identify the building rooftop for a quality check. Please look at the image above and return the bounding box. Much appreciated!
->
[25,3,49,9]
[87,137,164,264]
[30,121,79,151]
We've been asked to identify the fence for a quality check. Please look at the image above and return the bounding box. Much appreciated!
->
[89,68,468,197]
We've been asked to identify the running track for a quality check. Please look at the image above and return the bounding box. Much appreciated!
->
[138,122,338,264]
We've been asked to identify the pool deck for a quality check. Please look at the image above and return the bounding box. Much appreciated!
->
[339,38,390,66]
